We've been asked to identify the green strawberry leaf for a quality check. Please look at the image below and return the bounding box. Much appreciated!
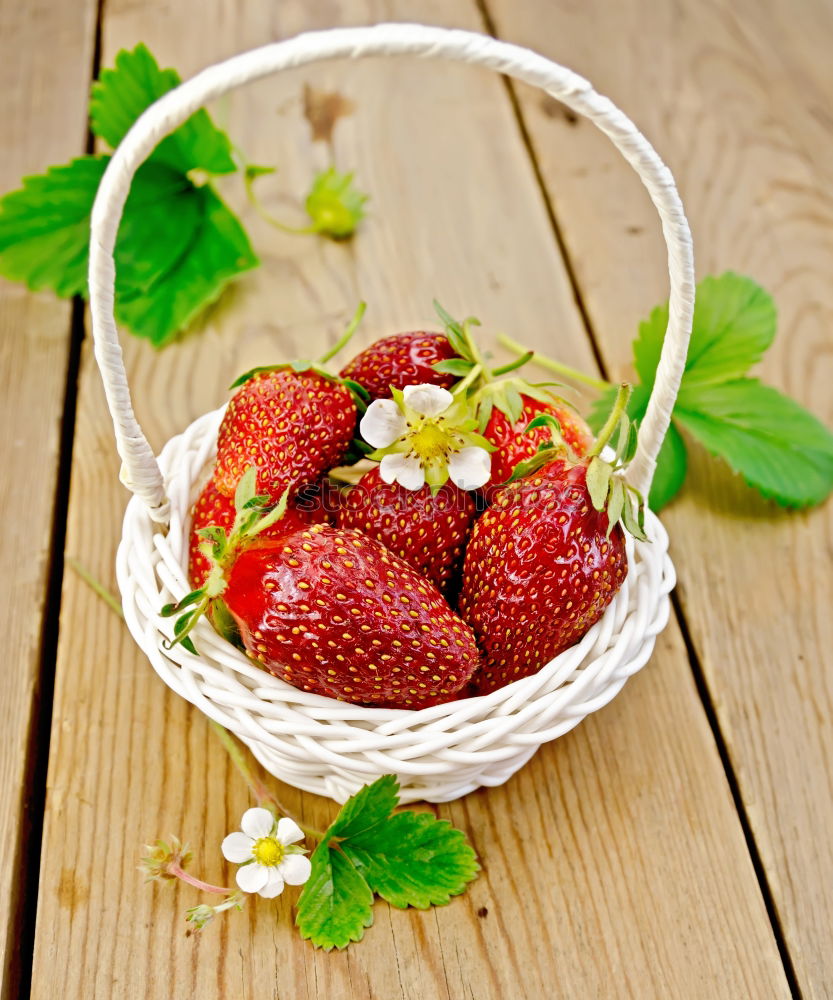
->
[295,833,375,951]
[674,379,833,507]
[340,811,479,910]
[295,775,478,949]
[0,43,259,348]
[648,422,688,512]
[114,161,206,293]
[0,157,105,297]
[0,156,203,300]
[114,184,258,346]
[329,774,400,839]
[633,273,776,389]
[90,43,237,175]
[553,273,831,511]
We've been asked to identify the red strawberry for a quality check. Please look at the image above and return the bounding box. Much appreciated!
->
[222,524,480,708]
[459,385,644,695]
[295,477,346,524]
[214,369,355,503]
[460,457,627,694]
[339,331,458,400]
[188,477,328,588]
[335,465,476,591]
[484,397,592,487]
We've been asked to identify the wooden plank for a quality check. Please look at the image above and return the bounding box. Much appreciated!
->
[483,0,833,995]
[0,0,98,995]
[30,1,789,996]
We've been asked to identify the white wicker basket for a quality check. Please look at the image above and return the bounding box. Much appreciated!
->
[90,24,694,804]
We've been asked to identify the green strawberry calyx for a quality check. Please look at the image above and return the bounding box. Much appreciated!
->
[244,164,368,241]
[228,302,370,410]
[160,468,290,654]
[508,383,648,541]
[431,300,577,432]
[304,167,368,240]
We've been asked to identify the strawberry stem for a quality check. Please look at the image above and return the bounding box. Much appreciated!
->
[66,557,125,621]
[244,169,318,235]
[588,383,632,458]
[451,363,483,396]
[166,862,233,896]
[497,334,611,391]
[490,351,534,377]
[208,721,325,842]
[317,301,367,365]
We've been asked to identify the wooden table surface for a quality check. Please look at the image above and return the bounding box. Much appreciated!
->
[3,0,832,997]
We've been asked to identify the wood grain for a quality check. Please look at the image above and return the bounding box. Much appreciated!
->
[30,0,789,996]
[484,0,833,996]
[0,0,98,995]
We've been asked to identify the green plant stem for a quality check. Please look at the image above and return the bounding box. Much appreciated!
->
[244,170,316,235]
[318,301,367,364]
[497,334,611,391]
[490,351,534,377]
[588,383,632,457]
[209,893,244,914]
[208,721,325,841]
[66,557,124,620]
[451,363,483,396]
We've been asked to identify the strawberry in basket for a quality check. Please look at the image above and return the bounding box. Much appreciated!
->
[339,329,460,400]
[482,396,592,487]
[459,385,645,694]
[188,477,331,588]
[166,468,480,708]
[336,465,476,592]
[214,305,368,504]
[224,524,479,707]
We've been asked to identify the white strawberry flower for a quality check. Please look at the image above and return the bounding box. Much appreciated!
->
[221,807,311,898]
[359,384,493,492]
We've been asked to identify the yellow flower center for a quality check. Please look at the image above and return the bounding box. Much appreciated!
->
[252,836,284,867]
[409,421,455,461]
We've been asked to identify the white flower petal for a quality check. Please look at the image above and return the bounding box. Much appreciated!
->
[257,867,285,899]
[276,817,305,846]
[380,453,426,492]
[221,831,254,864]
[279,853,312,886]
[236,862,269,894]
[360,399,407,448]
[240,807,275,840]
[448,446,492,491]
[402,383,453,417]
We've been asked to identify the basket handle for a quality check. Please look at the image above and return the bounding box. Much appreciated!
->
[89,23,694,525]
